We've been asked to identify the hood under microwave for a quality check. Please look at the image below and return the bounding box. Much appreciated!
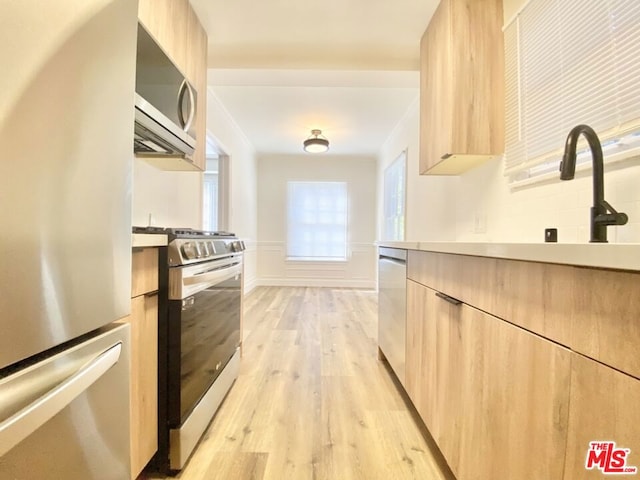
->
[134,23,198,170]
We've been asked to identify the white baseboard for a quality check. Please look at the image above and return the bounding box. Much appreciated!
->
[253,277,376,289]
[243,276,258,295]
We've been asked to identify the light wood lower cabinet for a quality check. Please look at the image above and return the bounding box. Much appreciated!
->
[127,293,158,479]
[406,279,571,480]
[404,249,640,480]
[127,247,159,479]
[457,305,571,480]
[406,280,438,431]
[564,354,640,479]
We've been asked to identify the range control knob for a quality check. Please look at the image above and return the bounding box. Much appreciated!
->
[181,242,197,260]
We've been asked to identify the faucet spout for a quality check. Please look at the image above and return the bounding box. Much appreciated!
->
[559,124,628,243]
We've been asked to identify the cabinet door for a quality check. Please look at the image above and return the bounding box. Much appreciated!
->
[406,280,438,430]
[457,306,571,480]
[138,0,189,74]
[564,354,640,479]
[129,293,158,479]
[185,5,208,171]
[419,0,452,173]
[571,268,640,380]
[406,280,471,475]
[419,0,504,174]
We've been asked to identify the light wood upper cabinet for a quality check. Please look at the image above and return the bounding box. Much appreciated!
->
[138,0,189,72]
[419,0,505,175]
[564,354,640,480]
[185,5,208,171]
[138,0,207,171]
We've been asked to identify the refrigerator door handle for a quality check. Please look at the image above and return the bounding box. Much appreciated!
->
[0,342,122,457]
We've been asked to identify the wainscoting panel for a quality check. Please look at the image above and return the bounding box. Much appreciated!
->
[256,242,376,288]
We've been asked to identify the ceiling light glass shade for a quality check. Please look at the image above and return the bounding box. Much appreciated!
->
[303,129,329,153]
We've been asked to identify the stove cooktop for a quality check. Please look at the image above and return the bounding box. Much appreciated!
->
[132,226,236,238]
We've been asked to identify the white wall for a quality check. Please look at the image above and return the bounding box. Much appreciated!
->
[132,160,202,228]
[376,99,458,242]
[256,154,377,288]
[206,89,258,292]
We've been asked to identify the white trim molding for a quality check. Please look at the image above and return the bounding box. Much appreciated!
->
[256,241,376,288]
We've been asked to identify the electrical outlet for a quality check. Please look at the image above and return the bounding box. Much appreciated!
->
[474,213,487,234]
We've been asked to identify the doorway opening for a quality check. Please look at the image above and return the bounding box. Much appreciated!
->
[203,135,229,232]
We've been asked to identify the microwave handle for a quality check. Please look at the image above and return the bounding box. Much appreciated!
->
[177,79,196,133]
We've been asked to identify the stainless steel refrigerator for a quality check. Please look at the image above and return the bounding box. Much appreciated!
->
[0,1,138,478]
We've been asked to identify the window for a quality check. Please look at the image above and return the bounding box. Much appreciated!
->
[202,157,219,231]
[287,182,348,260]
[504,0,640,187]
[203,172,218,231]
[383,151,406,241]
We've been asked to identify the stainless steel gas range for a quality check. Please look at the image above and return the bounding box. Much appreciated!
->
[133,227,244,473]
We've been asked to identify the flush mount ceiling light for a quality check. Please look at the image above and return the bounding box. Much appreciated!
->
[303,129,330,153]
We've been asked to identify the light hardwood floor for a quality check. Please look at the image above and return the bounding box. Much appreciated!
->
[155,287,452,480]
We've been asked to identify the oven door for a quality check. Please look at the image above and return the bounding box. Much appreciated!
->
[167,256,242,427]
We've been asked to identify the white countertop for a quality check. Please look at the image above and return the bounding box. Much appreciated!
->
[377,241,640,272]
[132,233,168,248]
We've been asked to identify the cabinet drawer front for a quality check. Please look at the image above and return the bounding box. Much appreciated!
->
[408,250,571,345]
[408,249,640,378]
[132,247,159,297]
[570,267,640,380]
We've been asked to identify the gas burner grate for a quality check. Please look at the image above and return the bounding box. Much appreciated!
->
[132,226,236,238]
[132,226,169,234]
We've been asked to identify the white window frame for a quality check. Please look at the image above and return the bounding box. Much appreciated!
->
[203,170,218,231]
[286,181,348,261]
[382,150,407,241]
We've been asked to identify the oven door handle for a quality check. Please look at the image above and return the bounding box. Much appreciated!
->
[183,263,241,288]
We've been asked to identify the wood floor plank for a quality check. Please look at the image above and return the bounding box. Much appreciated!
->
[156,287,452,480]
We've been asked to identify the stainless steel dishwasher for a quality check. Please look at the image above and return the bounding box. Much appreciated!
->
[378,247,407,384]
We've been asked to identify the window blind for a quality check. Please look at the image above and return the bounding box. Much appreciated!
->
[287,181,348,260]
[504,0,640,186]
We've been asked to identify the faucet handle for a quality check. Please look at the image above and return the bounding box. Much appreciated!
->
[595,200,629,226]
[595,212,628,226]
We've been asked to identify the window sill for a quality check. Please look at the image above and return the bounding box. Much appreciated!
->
[285,257,348,263]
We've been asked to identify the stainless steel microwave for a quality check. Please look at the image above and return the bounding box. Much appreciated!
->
[134,23,198,169]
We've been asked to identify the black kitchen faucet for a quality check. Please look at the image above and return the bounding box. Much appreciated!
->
[559,124,628,243]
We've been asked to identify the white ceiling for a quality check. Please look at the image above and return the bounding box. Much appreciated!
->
[191,0,439,156]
